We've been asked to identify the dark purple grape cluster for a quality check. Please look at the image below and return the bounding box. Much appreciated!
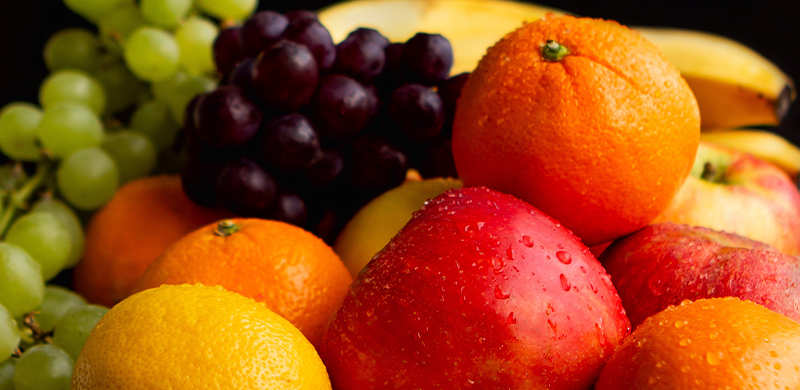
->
[187,9,468,242]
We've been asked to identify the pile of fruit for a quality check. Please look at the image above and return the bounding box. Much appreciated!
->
[1,0,800,389]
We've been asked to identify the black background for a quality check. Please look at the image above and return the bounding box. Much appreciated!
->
[1,0,799,140]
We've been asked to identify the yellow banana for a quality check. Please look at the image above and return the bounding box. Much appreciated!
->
[699,130,800,178]
[636,28,796,130]
[318,0,564,75]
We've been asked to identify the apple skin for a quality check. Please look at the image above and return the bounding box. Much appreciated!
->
[652,140,800,255]
[600,222,800,329]
[319,186,630,390]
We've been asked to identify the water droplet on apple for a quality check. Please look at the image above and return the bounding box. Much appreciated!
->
[548,318,557,333]
[507,312,517,324]
[506,247,516,260]
[556,251,572,264]
[522,235,534,247]
[579,265,586,274]
[679,337,691,346]
[494,285,510,299]
[674,320,688,328]
[560,274,571,291]
[647,275,665,296]
[588,281,598,294]
[491,257,505,274]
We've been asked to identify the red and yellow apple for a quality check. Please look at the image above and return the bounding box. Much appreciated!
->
[653,140,800,255]
[320,187,630,389]
[600,222,800,328]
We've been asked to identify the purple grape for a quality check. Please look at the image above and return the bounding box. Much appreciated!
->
[283,17,336,70]
[387,84,444,142]
[347,135,408,194]
[258,113,321,174]
[263,191,308,226]
[251,40,319,112]
[346,28,389,49]
[225,57,255,90]
[438,72,470,134]
[241,11,289,57]
[304,149,343,188]
[375,42,405,95]
[193,85,262,148]
[213,27,246,75]
[182,94,202,139]
[215,157,277,216]
[332,35,386,83]
[417,136,458,179]
[285,9,318,22]
[180,141,232,207]
[309,75,377,139]
[402,33,453,85]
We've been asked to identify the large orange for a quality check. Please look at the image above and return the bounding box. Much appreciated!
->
[452,14,701,246]
[132,218,353,348]
[595,297,800,389]
[74,175,230,307]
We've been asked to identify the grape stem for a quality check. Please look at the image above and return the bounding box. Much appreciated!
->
[0,159,53,238]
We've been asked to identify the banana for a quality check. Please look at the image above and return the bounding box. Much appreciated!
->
[636,28,796,130]
[699,130,800,178]
[318,0,565,75]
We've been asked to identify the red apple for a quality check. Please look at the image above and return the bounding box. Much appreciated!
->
[320,186,630,390]
[600,222,800,328]
[652,140,800,255]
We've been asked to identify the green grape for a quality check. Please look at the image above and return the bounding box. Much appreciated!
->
[102,131,157,184]
[124,27,180,83]
[52,305,108,361]
[175,16,218,76]
[36,102,104,159]
[129,100,180,150]
[0,305,19,364]
[0,103,43,161]
[43,29,101,73]
[0,243,45,319]
[93,63,147,114]
[56,147,119,211]
[141,0,191,29]
[0,359,15,390]
[4,214,71,282]
[12,344,72,390]
[99,4,146,53]
[64,0,128,23]
[39,70,106,116]
[30,198,85,268]
[31,286,87,333]
[195,0,256,21]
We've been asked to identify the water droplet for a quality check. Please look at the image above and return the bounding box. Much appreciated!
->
[557,243,564,249]
[648,377,657,385]
[647,275,665,296]
[580,265,586,274]
[560,274,571,291]
[494,285,510,299]
[754,364,762,371]
[706,351,723,366]
[522,236,534,247]
[680,365,690,373]
[491,258,505,274]
[709,332,718,340]
[588,281,598,293]
[547,319,557,333]
[556,251,572,264]
[507,312,516,324]
[674,320,688,328]
[506,247,516,260]
[679,338,691,346]
[770,351,778,358]
[655,361,665,368]
[775,363,782,370]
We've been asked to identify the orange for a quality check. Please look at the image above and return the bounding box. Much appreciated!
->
[72,284,331,390]
[74,175,229,307]
[452,14,701,246]
[595,297,800,389]
[132,218,353,348]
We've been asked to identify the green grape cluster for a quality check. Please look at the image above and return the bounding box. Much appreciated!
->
[0,0,262,384]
